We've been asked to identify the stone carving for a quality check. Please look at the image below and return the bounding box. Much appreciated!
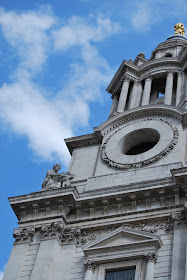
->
[62,172,75,188]
[145,252,158,263]
[80,221,172,246]
[165,212,186,232]
[181,203,187,220]
[41,222,80,245]
[42,164,75,190]
[58,227,81,245]
[84,260,96,272]
[41,222,64,239]
[101,119,179,170]
[13,227,35,244]
[124,221,170,233]
[81,228,115,245]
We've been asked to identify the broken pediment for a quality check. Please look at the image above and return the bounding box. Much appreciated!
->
[83,226,162,262]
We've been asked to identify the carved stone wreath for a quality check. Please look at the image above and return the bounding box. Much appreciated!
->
[101,118,179,170]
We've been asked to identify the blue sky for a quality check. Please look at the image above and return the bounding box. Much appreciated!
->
[0,0,187,277]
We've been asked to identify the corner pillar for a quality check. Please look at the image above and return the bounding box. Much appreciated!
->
[164,72,174,105]
[84,260,96,280]
[141,77,152,106]
[117,78,130,112]
[145,252,157,280]
[109,94,118,116]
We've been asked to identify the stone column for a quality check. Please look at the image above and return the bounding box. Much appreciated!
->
[145,252,157,280]
[117,78,130,112]
[176,72,183,106]
[135,82,143,107]
[84,260,96,280]
[141,77,152,106]
[129,81,138,109]
[164,72,174,105]
[109,94,118,116]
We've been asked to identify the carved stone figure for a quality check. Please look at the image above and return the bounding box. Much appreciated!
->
[62,172,75,187]
[42,163,65,190]
[42,164,75,190]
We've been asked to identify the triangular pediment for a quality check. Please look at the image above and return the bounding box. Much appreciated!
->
[84,226,161,250]
[83,226,162,261]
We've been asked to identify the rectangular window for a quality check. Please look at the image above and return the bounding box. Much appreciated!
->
[105,268,135,280]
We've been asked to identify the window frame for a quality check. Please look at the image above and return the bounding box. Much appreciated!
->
[97,259,144,280]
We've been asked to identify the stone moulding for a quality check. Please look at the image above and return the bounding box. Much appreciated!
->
[101,118,179,170]
[100,110,181,137]
[14,209,186,245]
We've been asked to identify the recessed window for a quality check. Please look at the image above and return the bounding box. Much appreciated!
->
[165,53,172,57]
[105,268,135,280]
[122,128,160,156]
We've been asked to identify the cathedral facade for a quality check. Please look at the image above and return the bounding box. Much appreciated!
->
[3,24,187,280]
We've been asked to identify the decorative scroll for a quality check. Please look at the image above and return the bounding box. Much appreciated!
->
[145,252,158,263]
[84,260,96,272]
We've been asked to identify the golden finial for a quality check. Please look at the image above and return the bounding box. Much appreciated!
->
[174,23,185,36]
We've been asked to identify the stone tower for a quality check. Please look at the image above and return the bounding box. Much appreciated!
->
[3,24,187,280]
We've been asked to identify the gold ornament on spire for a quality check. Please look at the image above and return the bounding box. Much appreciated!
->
[174,23,185,36]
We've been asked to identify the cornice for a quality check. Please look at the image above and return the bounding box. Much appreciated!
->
[106,57,182,95]
[94,105,182,138]
[65,132,102,155]
[9,186,78,220]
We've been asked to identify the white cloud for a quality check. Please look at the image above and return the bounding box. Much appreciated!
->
[0,8,119,166]
[131,0,187,30]
[0,7,55,71]
[53,15,119,50]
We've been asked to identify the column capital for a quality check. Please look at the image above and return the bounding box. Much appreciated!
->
[84,260,96,272]
[133,80,139,85]
[176,71,183,76]
[166,71,174,76]
[145,252,158,263]
[122,76,131,83]
[111,93,118,99]
[144,75,153,82]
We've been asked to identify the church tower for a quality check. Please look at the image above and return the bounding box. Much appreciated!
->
[4,23,187,280]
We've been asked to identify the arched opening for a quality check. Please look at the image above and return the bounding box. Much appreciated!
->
[165,53,172,57]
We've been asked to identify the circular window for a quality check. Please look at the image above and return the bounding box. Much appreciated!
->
[102,119,178,170]
[122,128,160,155]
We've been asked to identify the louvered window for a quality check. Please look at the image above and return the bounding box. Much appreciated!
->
[105,268,135,280]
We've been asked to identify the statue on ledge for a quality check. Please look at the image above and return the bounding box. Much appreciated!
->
[42,164,75,190]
